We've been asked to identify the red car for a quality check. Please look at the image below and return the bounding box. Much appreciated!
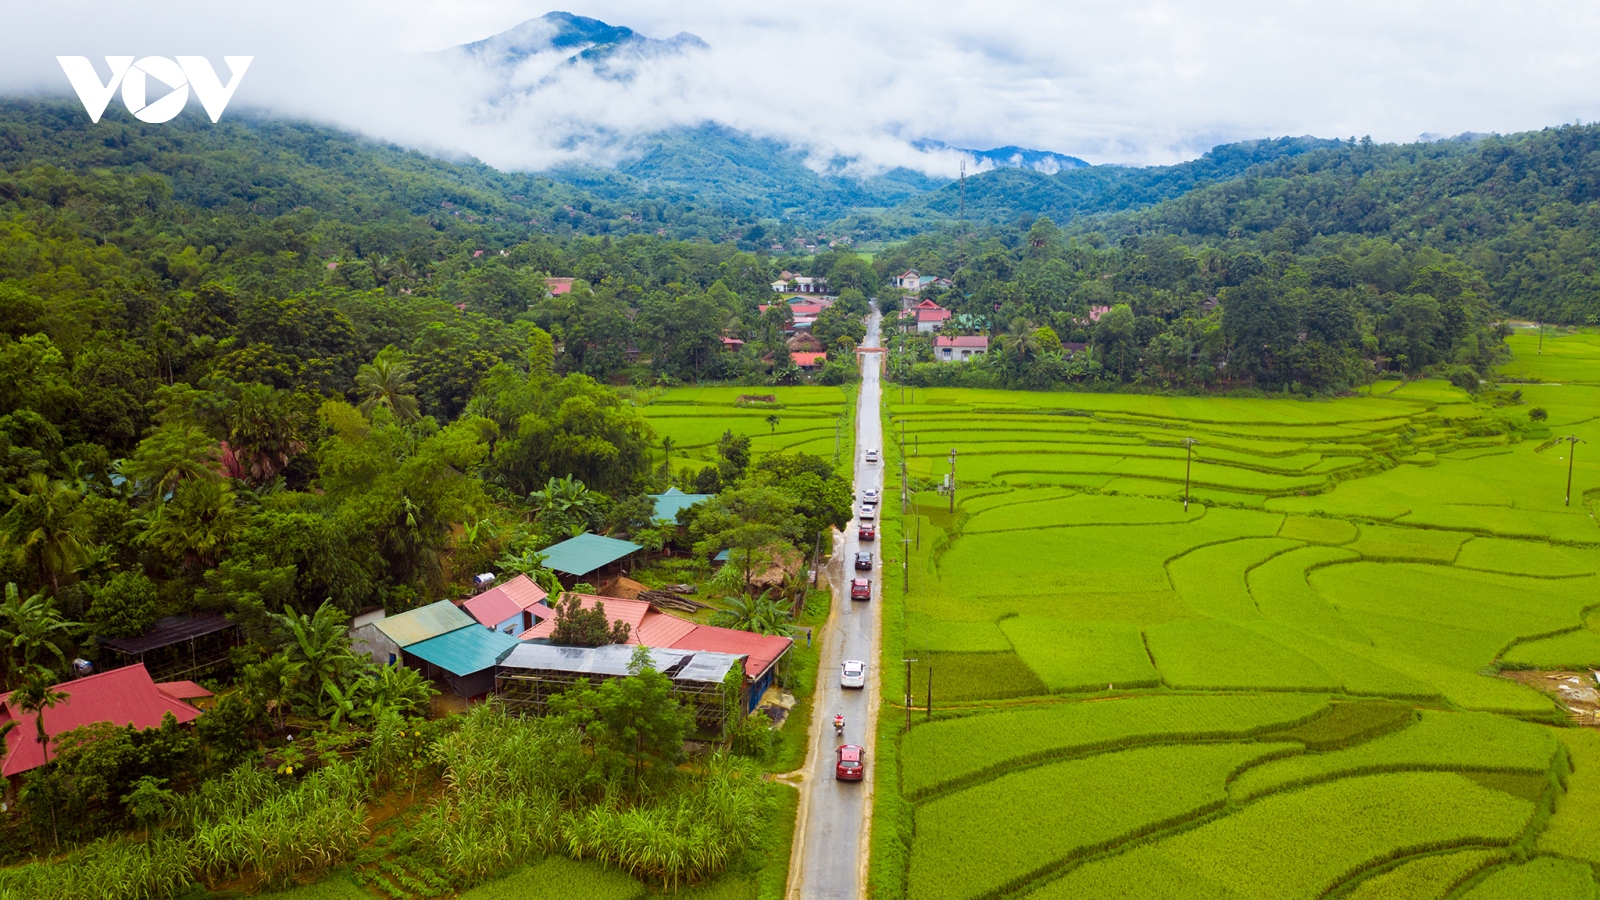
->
[859,522,877,541]
[850,578,871,601]
[836,744,865,781]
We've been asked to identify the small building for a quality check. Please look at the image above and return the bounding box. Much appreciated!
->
[649,487,715,526]
[770,272,829,294]
[98,613,240,682]
[361,600,475,668]
[0,664,206,780]
[892,270,921,290]
[539,533,644,583]
[934,335,989,362]
[792,352,827,371]
[497,644,745,735]
[403,625,522,698]
[907,299,952,333]
[545,277,575,297]
[462,574,552,635]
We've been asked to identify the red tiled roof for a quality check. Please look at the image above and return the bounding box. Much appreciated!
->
[464,575,548,628]
[547,277,575,296]
[635,612,698,647]
[935,336,989,349]
[791,352,827,367]
[518,594,653,641]
[916,299,944,309]
[669,625,792,679]
[788,305,824,316]
[917,309,952,323]
[155,680,213,702]
[0,664,202,777]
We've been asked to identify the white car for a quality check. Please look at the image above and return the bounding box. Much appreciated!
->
[859,503,876,521]
[865,449,880,463]
[862,488,880,503]
[841,659,867,689]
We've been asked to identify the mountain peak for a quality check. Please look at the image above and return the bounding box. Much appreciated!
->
[453,11,707,69]
[911,139,1088,174]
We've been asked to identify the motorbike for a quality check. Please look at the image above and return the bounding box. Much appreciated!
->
[833,715,845,737]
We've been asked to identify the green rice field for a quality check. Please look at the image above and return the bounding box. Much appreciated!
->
[638,385,856,472]
[872,329,1600,900]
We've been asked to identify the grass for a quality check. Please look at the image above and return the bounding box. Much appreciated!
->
[454,857,646,900]
[874,333,1600,899]
[1028,772,1537,899]
[1229,710,1556,801]
[908,743,1292,900]
[998,618,1159,692]
[1457,857,1598,899]
[900,693,1330,799]
[767,588,830,773]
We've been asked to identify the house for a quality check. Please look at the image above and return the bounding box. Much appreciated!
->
[538,533,644,583]
[720,336,746,350]
[497,644,746,735]
[934,335,989,362]
[374,600,523,699]
[906,299,952,333]
[893,270,921,290]
[517,593,792,712]
[545,277,575,297]
[791,352,827,371]
[770,272,829,294]
[0,664,207,779]
[649,487,715,526]
[98,613,240,682]
[462,574,552,635]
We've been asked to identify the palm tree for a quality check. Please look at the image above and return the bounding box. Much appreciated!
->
[997,318,1042,379]
[765,414,781,452]
[228,383,307,484]
[245,653,303,730]
[139,477,244,570]
[366,254,394,290]
[0,584,80,685]
[660,436,676,483]
[2,474,95,595]
[710,589,795,636]
[355,347,421,423]
[13,673,66,764]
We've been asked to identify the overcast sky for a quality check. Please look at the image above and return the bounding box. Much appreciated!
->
[6,0,1600,175]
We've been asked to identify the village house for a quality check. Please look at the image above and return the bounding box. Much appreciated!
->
[892,271,954,296]
[903,299,952,333]
[770,271,829,294]
[934,335,990,362]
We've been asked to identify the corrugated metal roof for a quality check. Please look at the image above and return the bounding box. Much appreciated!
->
[374,600,475,648]
[649,488,715,524]
[636,611,698,647]
[100,613,234,654]
[498,643,741,683]
[0,664,202,776]
[155,680,213,701]
[404,626,521,677]
[463,591,523,629]
[540,533,642,576]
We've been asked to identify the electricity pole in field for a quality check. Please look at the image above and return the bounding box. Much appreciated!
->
[903,657,918,731]
[1182,438,1199,511]
[1562,436,1585,506]
[948,448,958,513]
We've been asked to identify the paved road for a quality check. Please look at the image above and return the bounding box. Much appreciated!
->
[789,305,884,899]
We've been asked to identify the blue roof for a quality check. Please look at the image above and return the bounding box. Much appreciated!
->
[649,487,715,524]
[404,626,521,677]
[713,549,731,563]
[540,532,643,576]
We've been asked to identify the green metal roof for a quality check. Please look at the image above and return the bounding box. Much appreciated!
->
[649,487,714,524]
[373,601,475,648]
[404,625,521,677]
[541,532,643,576]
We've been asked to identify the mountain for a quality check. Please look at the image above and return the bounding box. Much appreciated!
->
[449,11,707,79]
[847,136,1346,237]
[912,139,1088,174]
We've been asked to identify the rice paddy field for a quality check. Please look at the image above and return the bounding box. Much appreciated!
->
[871,329,1600,900]
[637,385,856,472]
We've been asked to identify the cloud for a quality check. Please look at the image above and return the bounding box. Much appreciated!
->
[5,1,1600,176]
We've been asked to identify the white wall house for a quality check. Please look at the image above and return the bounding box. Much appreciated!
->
[934,335,989,362]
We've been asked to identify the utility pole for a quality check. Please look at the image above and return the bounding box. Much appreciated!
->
[1182,438,1199,511]
[940,445,953,512]
[927,666,933,721]
[1562,436,1585,506]
[902,537,911,595]
[903,657,918,731]
[833,414,842,465]
[1538,320,1544,355]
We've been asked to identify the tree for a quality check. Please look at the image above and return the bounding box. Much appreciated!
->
[0,583,80,684]
[273,601,358,722]
[86,571,158,639]
[2,473,95,595]
[716,430,751,484]
[225,383,307,483]
[1093,303,1139,379]
[121,422,219,496]
[710,589,794,636]
[244,652,303,730]
[997,317,1042,379]
[549,594,632,647]
[139,476,243,570]
[765,414,781,452]
[551,644,693,794]
[531,475,605,536]
[355,346,421,423]
[13,672,66,765]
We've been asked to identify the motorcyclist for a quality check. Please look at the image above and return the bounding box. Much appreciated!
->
[833,713,845,734]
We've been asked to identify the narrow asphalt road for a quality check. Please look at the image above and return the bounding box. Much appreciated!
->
[789,305,884,900]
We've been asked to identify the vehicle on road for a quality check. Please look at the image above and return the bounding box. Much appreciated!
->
[850,577,872,600]
[862,488,879,503]
[865,448,879,463]
[859,521,876,540]
[854,551,873,571]
[834,714,845,737]
[860,503,876,520]
[841,659,866,689]
[836,745,865,781]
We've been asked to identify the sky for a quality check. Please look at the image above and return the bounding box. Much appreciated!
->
[5,0,1600,176]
